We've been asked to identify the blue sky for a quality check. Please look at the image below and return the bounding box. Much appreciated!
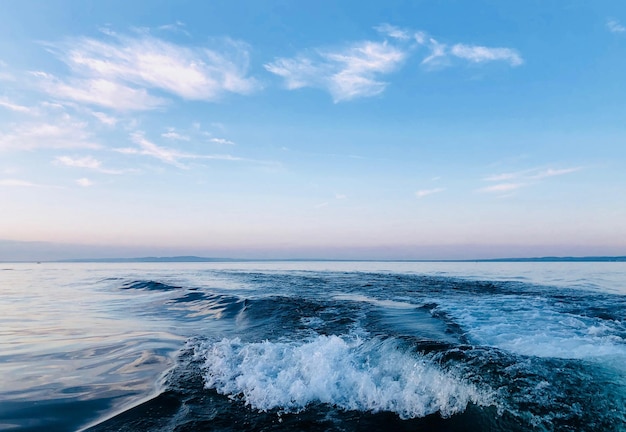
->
[1,0,625,260]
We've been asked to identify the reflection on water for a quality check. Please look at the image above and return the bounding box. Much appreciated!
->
[0,265,184,431]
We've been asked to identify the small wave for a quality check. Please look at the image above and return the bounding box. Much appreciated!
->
[166,292,246,321]
[192,335,492,419]
[120,280,182,291]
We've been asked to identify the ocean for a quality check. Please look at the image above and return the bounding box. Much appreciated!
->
[1,261,625,431]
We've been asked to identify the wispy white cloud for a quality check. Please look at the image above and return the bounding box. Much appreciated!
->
[54,155,125,174]
[209,137,235,145]
[39,101,66,111]
[607,19,626,34]
[76,177,93,187]
[416,187,445,198]
[265,56,319,90]
[35,73,167,111]
[480,165,581,194]
[421,38,448,67]
[328,42,406,101]
[162,131,191,141]
[421,36,523,68]
[0,98,93,119]
[160,125,235,145]
[125,132,191,168]
[450,44,523,66]
[265,40,407,102]
[38,31,259,111]
[267,24,522,101]
[56,155,101,170]
[117,132,247,168]
[483,170,530,182]
[91,111,118,126]
[529,167,582,179]
[335,193,347,200]
[484,166,581,182]
[0,98,33,114]
[479,182,526,193]
[374,24,411,41]
[157,21,191,36]
[414,31,427,45]
[0,116,99,151]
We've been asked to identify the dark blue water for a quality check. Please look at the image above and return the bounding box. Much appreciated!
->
[1,262,625,431]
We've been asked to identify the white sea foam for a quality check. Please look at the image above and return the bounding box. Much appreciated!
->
[193,334,492,418]
[439,295,626,360]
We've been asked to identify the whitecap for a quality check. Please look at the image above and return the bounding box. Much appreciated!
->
[192,334,492,419]
[439,295,626,360]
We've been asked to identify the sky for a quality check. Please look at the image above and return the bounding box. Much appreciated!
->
[1,0,625,260]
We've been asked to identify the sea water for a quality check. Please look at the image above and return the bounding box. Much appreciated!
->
[0,262,625,431]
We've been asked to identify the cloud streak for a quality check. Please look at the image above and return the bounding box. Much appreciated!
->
[0,98,33,114]
[450,44,523,67]
[480,166,582,193]
[265,40,406,102]
[209,137,235,145]
[266,24,523,101]
[39,31,259,111]
[162,131,191,141]
[116,132,248,168]
[91,111,118,126]
[479,182,526,193]
[416,187,445,198]
[529,167,582,179]
[484,166,582,183]
[374,23,411,41]
[35,73,166,111]
[421,38,448,67]
[55,155,126,174]
[607,19,626,34]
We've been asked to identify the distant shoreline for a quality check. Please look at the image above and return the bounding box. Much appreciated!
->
[2,255,625,264]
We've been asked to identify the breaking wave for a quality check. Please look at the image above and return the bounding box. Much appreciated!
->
[191,334,493,419]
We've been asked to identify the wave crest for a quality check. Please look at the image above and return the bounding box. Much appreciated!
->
[192,335,492,419]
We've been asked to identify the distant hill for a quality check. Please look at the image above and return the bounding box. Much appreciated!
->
[474,256,626,262]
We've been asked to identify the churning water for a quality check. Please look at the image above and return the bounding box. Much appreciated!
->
[1,262,625,431]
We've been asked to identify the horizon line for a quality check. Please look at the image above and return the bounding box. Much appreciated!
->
[2,255,626,264]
